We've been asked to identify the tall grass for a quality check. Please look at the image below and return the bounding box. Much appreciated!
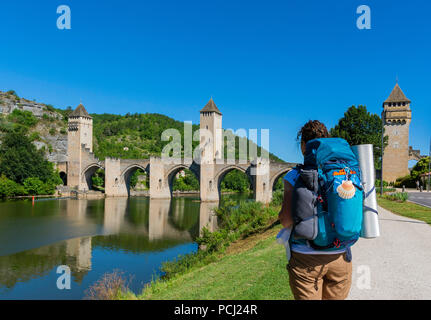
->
[159,199,279,280]
[84,270,133,300]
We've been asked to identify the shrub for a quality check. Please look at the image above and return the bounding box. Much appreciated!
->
[375,179,389,188]
[383,192,408,202]
[45,104,55,112]
[49,128,56,136]
[0,175,26,197]
[271,189,284,206]
[60,128,67,135]
[22,176,60,195]
[29,131,41,141]
[6,90,19,99]
[394,175,415,188]
[84,271,131,300]
[157,200,279,280]
[92,169,105,191]
[7,109,38,127]
[23,177,45,195]
[42,114,55,122]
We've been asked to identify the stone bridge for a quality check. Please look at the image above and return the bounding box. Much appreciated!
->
[65,100,296,203]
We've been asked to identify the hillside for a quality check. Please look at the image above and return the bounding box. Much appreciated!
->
[0,90,284,164]
[91,113,284,162]
[0,90,68,163]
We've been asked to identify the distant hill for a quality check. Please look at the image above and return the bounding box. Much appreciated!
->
[90,113,284,163]
[0,90,284,164]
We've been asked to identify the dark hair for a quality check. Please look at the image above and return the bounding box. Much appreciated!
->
[297,120,330,144]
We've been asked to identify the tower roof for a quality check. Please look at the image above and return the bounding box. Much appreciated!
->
[384,84,411,103]
[200,98,222,115]
[70,103,91,118]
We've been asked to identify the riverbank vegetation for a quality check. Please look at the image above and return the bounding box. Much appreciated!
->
[133,227,292,300]
[0,129,62,197]
[86,196,291,299]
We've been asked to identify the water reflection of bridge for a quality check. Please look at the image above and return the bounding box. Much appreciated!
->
[0,197,218,289]
[66,197,218,241]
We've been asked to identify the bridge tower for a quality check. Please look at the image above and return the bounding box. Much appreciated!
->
[67,103,93,188]
[200,98,223,201]
[382,84,411,183]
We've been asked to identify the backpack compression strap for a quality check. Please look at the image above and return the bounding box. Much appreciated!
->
[308,238,357,250]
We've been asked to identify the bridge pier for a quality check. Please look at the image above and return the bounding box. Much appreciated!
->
[105,158,128,197]
[253,158,272,204]
[149,157,171,199]
[66,101,295,201]
[200,163,219,202]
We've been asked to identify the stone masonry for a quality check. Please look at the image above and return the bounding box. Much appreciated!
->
[65,100,296,203]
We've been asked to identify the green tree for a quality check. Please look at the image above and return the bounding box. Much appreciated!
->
[410,157,430,181]
[220,170,251,192]
[91,169,105,191]
[172,169,199,191]
[23,177,45,195]
[330,105,388,169]
[0,129,57,184]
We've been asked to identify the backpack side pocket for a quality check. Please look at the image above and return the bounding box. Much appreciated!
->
[292,169,319,240]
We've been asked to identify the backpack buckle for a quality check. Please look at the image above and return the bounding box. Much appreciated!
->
[333,238,341,248]
[317,195,324,203]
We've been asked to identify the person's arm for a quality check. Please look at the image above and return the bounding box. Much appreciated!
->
[278,180,294,229]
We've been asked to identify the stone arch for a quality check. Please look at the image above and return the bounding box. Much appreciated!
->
[59,171,67,186]
[270,168,293,191]
[120,164,150,196]
[165,163,200,195]
[214,165,253,198]
[81,163,105,191]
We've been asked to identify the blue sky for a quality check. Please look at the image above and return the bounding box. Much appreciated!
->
[0,0,429,163]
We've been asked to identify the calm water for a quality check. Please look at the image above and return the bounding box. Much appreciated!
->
[0,194,251,300]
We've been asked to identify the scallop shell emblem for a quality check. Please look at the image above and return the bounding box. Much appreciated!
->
[336,180,356,199]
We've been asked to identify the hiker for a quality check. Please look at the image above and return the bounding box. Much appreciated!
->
[416,180,420,190]
[279,120,363,300]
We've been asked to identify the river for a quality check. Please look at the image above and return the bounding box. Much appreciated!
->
[0,194,251,299]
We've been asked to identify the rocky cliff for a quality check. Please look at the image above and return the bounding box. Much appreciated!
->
[0,90,68,164]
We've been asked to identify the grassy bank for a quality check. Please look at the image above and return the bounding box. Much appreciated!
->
[377,196,431,225]
[121,225,293,300]
[85,193,292,300]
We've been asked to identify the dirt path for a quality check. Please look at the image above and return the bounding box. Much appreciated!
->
[348,206,431,299]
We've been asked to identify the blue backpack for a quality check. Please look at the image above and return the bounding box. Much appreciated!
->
[291,138,363,251]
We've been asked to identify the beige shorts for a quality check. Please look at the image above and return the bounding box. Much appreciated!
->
[287,251,352,300]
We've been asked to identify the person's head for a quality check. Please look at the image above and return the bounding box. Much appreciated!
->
[297,120,330,155]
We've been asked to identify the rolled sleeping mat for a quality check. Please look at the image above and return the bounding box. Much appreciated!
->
[351,144,380,238]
